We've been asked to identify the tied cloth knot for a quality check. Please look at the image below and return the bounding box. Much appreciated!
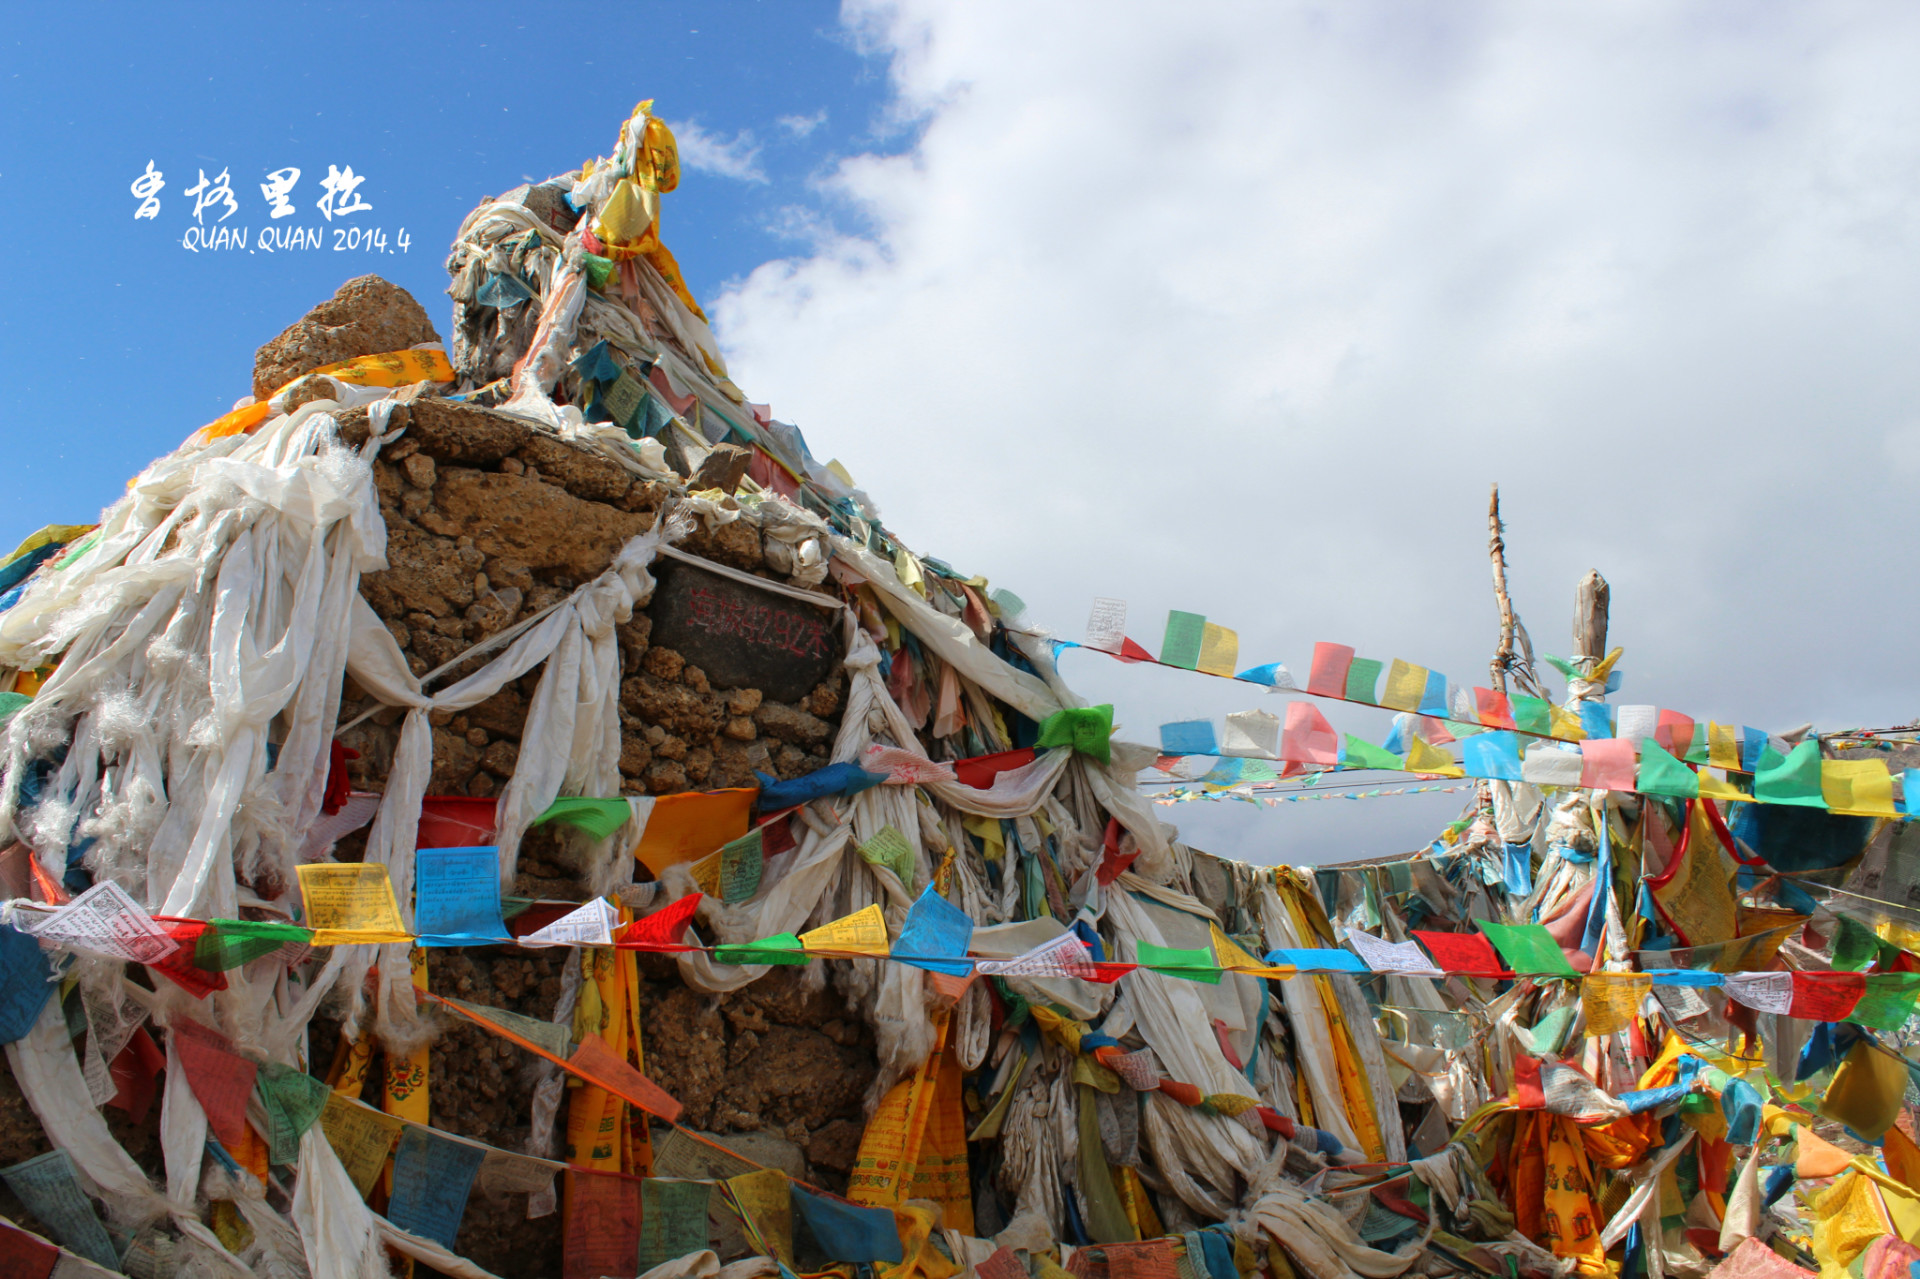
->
[1035,704,1115,764]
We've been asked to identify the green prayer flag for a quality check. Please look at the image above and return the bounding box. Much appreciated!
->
[1161,612,1206,669]
[0,691,29,730]
[581,252,616,291]
[447,997,574,1059]
[718,830,764,903]
[1342,735,1406,772]
[1476,919,1579,977]
[715,933,808,966]
[1683,725,1711,765]
[638,1178,713,1270]
[1831,915,1882,973]
[858,825,915,886]
[1136,941,1222,984]
[1510,696,1553,737]
[1754,740,1826,808]
[1344,658,1383,705]
[531,797,632,840]
[255,1062,331,1164]
[1851,974,1920,1031]
[197,919,312,972]
[1635,739,1700,800]
[1035,704,1114,764]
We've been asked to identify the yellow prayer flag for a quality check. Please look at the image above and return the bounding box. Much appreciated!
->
[1697,769,1747,803]
[297,863,410,946]
[1196,623,1239,677]
[1811,1170,1893,1274]
[726,1169,795,1267]
[800,903,890,956]
[1208,923,1294,978]
[1581,974,1650,1038]
[1403,737,1464,778]
[1380,660,1428,713]
[1546,704,1587,741]
[1821,759,1898,817]
[1708,723,1741,771]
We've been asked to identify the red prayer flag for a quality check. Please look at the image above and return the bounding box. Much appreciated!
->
[617,892,702,951]
[1511,1055,1545,1109]
[148,919,225,998]
[1306,643,1355,698]
[564,1167,642,1279]
[108,1027,167,1124]
[171,1018,259,1152]
[1095,818,1139,886]
[1472,688,1517,731]
[1413,929,1509,977]
[1790,972,1865,1022]
[952,748,1037,789]
[568,1033,684,1122]
[0,1220,57,1279]
[1115,637,1155,664]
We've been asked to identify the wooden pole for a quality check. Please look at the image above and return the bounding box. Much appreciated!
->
[1488,484,1516,696]
[1573,569,1610,668]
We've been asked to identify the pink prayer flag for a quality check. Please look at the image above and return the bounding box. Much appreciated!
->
[1579,738,1637,790]
[1417,715,1455,746]
[1655,710,1695,756]
[1306,643,1354,698]
[1279,702,1340,767]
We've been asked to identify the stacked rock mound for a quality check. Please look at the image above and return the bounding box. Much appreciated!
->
[3,101,1901,1279]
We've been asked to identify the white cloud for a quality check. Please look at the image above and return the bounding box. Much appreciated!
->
[778,109,829,138]
[669,120,767,183]
[711,3,1920,860]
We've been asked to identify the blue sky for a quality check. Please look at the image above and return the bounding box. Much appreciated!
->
[0,0,896,534]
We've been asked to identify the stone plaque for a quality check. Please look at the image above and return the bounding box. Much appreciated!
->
[647,561,839,702]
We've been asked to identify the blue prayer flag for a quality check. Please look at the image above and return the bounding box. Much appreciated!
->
[1159,720,1218,756]
[894,885,974,976]
[414,847,510,945]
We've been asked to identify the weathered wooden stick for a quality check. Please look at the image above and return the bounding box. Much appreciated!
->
[1573,569,1610,667]
[1488,484,1516,695]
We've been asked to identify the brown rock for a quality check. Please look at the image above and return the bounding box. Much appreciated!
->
[431,728,482,792]
[480,740,519,776]
[618,738,652,778]
[805,678,844,718]
[514,435,634,504]
[253,275,440,399]
[685,747,713,783]
[643,647,685,680]
[691,443,753,495]
[681,517,765,572]
[429,468,651,579]
[725,688,763,716]
[806,1120,864,1173]
[623,674,725,742]
[465,688,527,737]
[362,527,476,619]
[753,701,832,747]
[401,453,437,490]
[646,760,688,793]
[485,557,534,595]
[723,716,757,742]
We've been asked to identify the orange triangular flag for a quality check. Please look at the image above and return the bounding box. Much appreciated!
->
[1794,1125,1853,1178]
